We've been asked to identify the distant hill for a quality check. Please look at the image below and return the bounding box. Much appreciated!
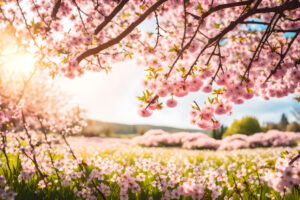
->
[82,119,210,137]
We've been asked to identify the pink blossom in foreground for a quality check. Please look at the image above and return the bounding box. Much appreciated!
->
[2,130,300,199]
[264,155,300,195]
[166,98,178,108]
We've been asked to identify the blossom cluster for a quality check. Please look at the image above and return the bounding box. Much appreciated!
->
[0,57,86,135]
[0,0,299,129]
[0,175,16,200]
[264,154,300,195]
[133,129,300,150]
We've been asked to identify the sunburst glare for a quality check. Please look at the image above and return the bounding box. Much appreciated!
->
[0,50,36,76]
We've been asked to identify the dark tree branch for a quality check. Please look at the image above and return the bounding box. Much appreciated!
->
[37,116,61,181]
[257,14,282,58]
[240,21,269,25]
[289,154,300,165]
[76,0,167,63]
[72,0,88,32]
[1,134,12,176]
[265,29,299,82]
[20,111,49,184]
[31,0,51,30]
[153,11,161,49]
[198,30,210,39]
[145,95,159,110]
[16,0,40,48]
[94,0,129,35]
[193,100,201,111]
[167,0,254,78]
[62,135,106,199]
[255,0,299,13]
[189,0,299,20]
[209,0,215,9]
[0,6,12,23]
[51,0,61,19]
[274,29,299,32]
[283,16,300,22]
[185,0,299,81]
[205,43,218,66]
[211,43,224,84]
[181,0,188,49]
[186,0,254,21]
[241,13,280,80]
[184,40,218,80]
[166,18,205,78]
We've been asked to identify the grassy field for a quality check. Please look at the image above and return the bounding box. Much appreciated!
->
[0,134,299,200]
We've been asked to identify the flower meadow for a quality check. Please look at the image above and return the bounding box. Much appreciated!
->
[0,131,299,200]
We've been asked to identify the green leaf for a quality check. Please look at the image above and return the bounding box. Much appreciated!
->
[145,67,154,72]
[214,23,221,29]
[208,97,214,104]
[197,3,203,14]
[294,96,300,102]
[192,105,198,109]
[246,88,253,93]
[168,44,180,53]
[139,4,146,10]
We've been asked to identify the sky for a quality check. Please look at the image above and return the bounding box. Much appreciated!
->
[59,60,299,130]
[57,18,299,130]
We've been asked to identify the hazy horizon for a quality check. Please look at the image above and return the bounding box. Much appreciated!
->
[59,61,299,130]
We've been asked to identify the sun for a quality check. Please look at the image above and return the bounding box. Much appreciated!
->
[0,29,37,76]
[1,50,36,75]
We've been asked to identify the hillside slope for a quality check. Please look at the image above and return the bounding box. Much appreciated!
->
[82,119,209,136]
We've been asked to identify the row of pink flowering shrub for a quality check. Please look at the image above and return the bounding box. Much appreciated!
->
[133,129,299,150]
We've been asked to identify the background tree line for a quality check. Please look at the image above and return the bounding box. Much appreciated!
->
[211,108,300,139]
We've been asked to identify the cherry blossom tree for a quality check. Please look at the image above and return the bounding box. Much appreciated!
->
[0,33,87,197]
[0,27,86,135]
[0,0,299,129]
